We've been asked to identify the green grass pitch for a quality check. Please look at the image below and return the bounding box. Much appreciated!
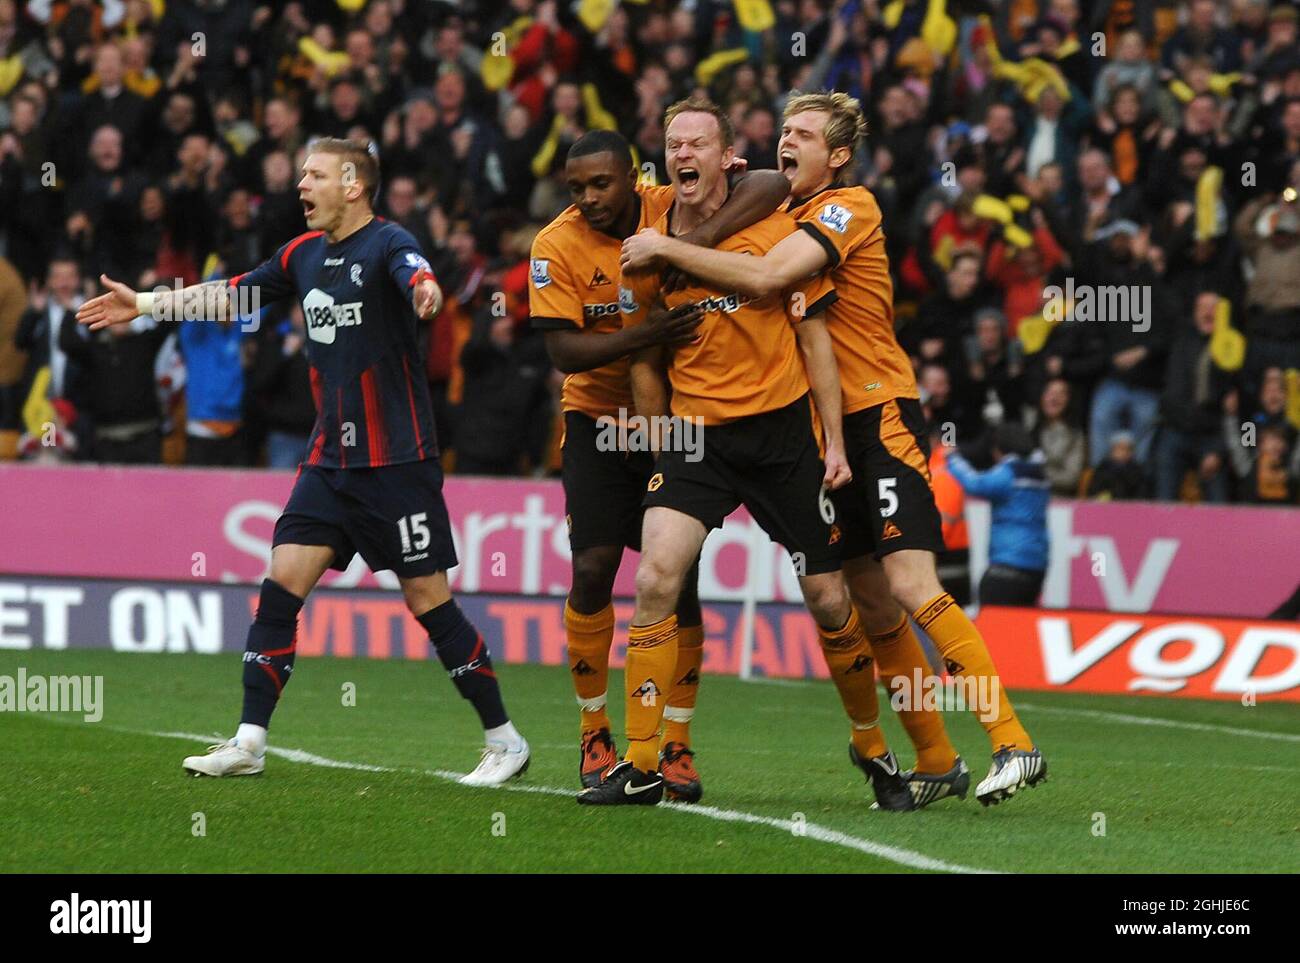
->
[3,648,1297,873]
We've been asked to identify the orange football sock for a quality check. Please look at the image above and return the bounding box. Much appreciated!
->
[662,623,703,748]
[818,608,889,760]
[869,611,959,774]
[624,615,678,772]
[912,593,1033,752]
[564,601,613,734]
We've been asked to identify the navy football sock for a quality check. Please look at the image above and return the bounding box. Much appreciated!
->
[419,599,509,729]
[240,579,303,728]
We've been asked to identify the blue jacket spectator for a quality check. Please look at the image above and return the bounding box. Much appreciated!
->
[179,310,248,467]
[948,424,1051,607]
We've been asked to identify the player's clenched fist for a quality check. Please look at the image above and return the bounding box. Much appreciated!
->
[822,441,852,491]
[413,277,443,320]
[620,227,667,271]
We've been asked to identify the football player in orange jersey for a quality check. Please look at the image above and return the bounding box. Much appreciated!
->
[622,92,1047,808]
[530,130,790,800]
[579,98,886,807]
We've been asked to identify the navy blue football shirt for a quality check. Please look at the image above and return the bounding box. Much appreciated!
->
[230,218,439,469]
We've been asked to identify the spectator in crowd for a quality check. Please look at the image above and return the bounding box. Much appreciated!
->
[1030,377,1088,496]
[241,97,304,194]
[0,92,58,281]
[1078,219,1170,467]
[976,102,1026,198]
[948,423,1052,606]
[257,150,307,256]
[1234,182,1300,388]
[1088,84,1162,188]
[984,209,1067,335]
[906,249,990,372]
[13,257,85,421]
[1222,366,1300,501]
[1093,30,1159,111]
[965,307,1026,426]
[1235,423,1300,503]
[179,298,248,468]
[1162,0,1243,74]
[1066,148,1140,249]
[455,303,551,477]
[1154,291,1233,501]
[58,312,166,464]
[64,124,148,282]
[1087,430,1149,499]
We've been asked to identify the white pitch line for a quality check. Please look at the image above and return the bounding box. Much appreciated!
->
[153,729,995,874]
[740,676,818,688]
[1014,703,1300,744]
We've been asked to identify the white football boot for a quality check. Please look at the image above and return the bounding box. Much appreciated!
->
[459,737,530,787]
[182,738,266,777]
[975,747,1046,806]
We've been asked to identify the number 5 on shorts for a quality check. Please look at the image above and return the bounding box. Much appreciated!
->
[878,478,898,518]
[398,512,430,553]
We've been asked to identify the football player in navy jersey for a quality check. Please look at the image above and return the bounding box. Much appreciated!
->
[78,138,531,785]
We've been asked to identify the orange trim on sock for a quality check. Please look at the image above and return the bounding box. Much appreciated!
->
[817,607,864,649]
[628,614,677,649]
[867,611,910,647]
[564,601,615,631]
[911,592,956,632]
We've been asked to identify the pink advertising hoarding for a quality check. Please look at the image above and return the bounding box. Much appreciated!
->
[0,463,1296,617]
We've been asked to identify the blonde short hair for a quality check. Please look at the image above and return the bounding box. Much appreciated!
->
[306,136,380,202]
[783,91,868,168]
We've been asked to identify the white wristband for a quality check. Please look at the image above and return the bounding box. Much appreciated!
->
[135,291,155,317]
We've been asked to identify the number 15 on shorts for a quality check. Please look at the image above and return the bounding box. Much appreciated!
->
[398,512,431,553]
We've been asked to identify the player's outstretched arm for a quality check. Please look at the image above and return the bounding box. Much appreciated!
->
[76,275,233,331]
[622,226,829,299]
[946,452,1014,500]
[542,302,703,374]
[795,316,851,491]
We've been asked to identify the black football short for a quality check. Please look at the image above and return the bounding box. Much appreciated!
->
[274,459,458,578]
[642,394,841,576]
[831,397,945,560]
[562,411,656,551]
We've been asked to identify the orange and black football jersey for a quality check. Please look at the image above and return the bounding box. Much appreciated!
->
[789,186,919,412]
[620,208,836,426]
[529,185,674,419]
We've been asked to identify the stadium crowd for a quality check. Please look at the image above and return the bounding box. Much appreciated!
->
[0,0,1298,506]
